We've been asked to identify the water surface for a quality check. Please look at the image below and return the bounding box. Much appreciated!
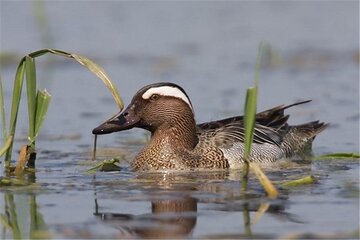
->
[0,1,359,239]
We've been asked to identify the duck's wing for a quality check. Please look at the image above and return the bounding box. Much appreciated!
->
[197,100,311,147]
[197,121,283,147]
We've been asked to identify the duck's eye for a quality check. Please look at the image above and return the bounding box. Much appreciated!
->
[150,94,160,101]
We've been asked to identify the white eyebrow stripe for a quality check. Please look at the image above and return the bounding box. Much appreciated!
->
[142,86,193,110]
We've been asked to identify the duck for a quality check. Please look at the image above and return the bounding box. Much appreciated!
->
[92,82,328,171]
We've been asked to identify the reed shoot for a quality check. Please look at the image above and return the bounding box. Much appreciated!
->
[1,49,123,172]
[242,42,279,199]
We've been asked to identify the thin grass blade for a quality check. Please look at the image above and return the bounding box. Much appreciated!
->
[0,77,7,140]
[70,53,123,110]
[0,136,13,158]
[27,49,123,110]
[242,87,257,193]
[242,42,279,199]
[253,42,265,86]
[28,49,67,58]
[25,56,37,143]
[34,90,51,137]
[5,60,26,164]
[243,42,266,155]
[244,87,278,198]
[243,87,257,157]
[92,135,97,161]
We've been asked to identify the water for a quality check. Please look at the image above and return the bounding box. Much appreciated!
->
[0,1,359,239]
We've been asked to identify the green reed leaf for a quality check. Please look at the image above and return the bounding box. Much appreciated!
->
[242,42,278,199]
[25,56,37,143]
[4,49,123,168]
[243,87,257,158]
[70,53,123,110]
[242,44,260,193]
[28,49,123,110]
[5,60,26,164]
[241,87,257,194]
[0,136,13,158]
[34,90,51,138]
[25,49,123,110]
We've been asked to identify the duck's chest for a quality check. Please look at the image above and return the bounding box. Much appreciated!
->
[131,135,230,171]
[131,137,193,171]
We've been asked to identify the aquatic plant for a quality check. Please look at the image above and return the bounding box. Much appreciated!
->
[312,152,360,160]
[242,42,278,199]
[281,175,317,187]
[0,49,123,173]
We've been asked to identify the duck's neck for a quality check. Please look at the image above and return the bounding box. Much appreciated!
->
[152,115,198,150]
[132,111,198,171]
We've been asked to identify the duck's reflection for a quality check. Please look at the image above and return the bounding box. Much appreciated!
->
[94,195,197,239]
[93,170,301,239]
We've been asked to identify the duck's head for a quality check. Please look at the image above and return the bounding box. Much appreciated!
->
[92,82,194,135]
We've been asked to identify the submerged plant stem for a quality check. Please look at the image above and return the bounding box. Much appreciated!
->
[92,135,98,161]
[243,203,252,236]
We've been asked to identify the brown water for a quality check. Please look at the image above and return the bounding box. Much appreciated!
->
[0,1,359,239]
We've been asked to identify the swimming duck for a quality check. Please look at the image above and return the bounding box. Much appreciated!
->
[93,82,328,171]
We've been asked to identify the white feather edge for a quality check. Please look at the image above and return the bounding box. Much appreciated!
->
[142,86,193,110]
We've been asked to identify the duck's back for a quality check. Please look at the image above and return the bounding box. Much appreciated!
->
[195,100,328,168]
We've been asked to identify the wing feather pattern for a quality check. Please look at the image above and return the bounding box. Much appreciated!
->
[196,100,311,149]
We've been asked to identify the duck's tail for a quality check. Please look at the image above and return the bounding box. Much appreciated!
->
[292,121,329,139]
[283,121,329,158]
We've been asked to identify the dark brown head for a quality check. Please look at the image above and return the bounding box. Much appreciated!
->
[92,82,195,135]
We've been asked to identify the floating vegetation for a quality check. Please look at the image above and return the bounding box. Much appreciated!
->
[0,177,31,187]
[312,152,360,160]
[281,175,317,188]
[86,158,122,174]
